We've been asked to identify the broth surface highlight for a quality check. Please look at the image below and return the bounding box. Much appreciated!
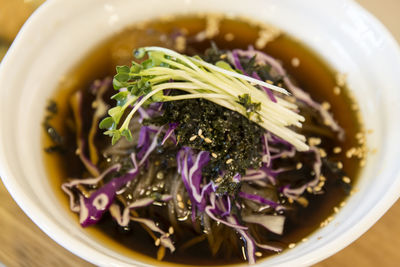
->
[43,15,363,265]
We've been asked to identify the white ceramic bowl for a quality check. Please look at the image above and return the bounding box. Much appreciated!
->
[1,0,400,266]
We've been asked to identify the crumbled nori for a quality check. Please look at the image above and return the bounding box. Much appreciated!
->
[145,96,264,196]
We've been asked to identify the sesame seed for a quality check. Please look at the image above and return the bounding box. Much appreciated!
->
[255,252,262,257]
[337,162,343,169]
[156,171,164,179]
[336,73,347,87]
[307,187,313,193]
[302,238,308,242]
[314,186,322,192]
[333,147,342,154]
[178,202,185,209]
[350,188,359,195]
[291,57,300,67]
[75,148,81,155]
[255,27,281,49]
[320,175,327,181]
[198,129,203,136]
[346,148,356,158]
[296,197,309,207]
[211,153,218,158]
[324,119,332,126]
[308,137,321,146]
[155,239,161,246]
[226,159,233,164]
[296,162,303,170]
[288,243,296,249]
[176,194,182,202]
[340,201,346,207]
[321,101,331,110]
[91,101,98,108]
[189,135,197,141]
[204,137,212,144]
[266,80,274,84]
[333,86,341,95]
[319,149,327,158]
[342,176,351,184]
[224,33,235,41]
[169,226,174,234]
[218,54,227,60]
[334,207,339,213]
[174,36,186,52]
[288,197,294,204]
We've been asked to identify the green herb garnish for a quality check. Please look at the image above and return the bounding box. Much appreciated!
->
[100,46,308,150]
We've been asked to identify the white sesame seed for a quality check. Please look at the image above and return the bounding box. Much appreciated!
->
[198,129,203,136]
[296,162,303,170]
[333,86,341,95]
[288,243,296,249]
[335,162,343,170]
[226,159,233,164]
[204,137,212,144]
[155,238,161,246]
[342,176,351,184]
[321,101,331,111]
[360,159,366,167]
[336,73,347,87]
[211,153,218,158]
[291,57,300,67]
[189,135,197,141]
[334,207,339,213]
[224,33,235,41]
[169,226,174,235]
[333,147,342,154]
[255,252,262,257]
[178,202,185,209]
[308,137,321,146]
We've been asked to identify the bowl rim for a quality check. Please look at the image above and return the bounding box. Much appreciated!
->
[1,0,400,266]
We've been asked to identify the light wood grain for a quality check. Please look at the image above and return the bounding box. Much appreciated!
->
[0,0,399,266]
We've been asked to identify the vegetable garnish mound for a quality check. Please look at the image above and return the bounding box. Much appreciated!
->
[58,46,345,264]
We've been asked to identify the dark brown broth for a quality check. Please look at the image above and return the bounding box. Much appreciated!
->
[43,16,362,266]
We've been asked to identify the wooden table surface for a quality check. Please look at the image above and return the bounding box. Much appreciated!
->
[1,0,399,266]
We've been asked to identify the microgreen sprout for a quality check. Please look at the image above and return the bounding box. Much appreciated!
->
[100,46,308,150]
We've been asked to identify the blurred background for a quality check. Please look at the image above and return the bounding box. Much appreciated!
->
[0,0,399,266]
